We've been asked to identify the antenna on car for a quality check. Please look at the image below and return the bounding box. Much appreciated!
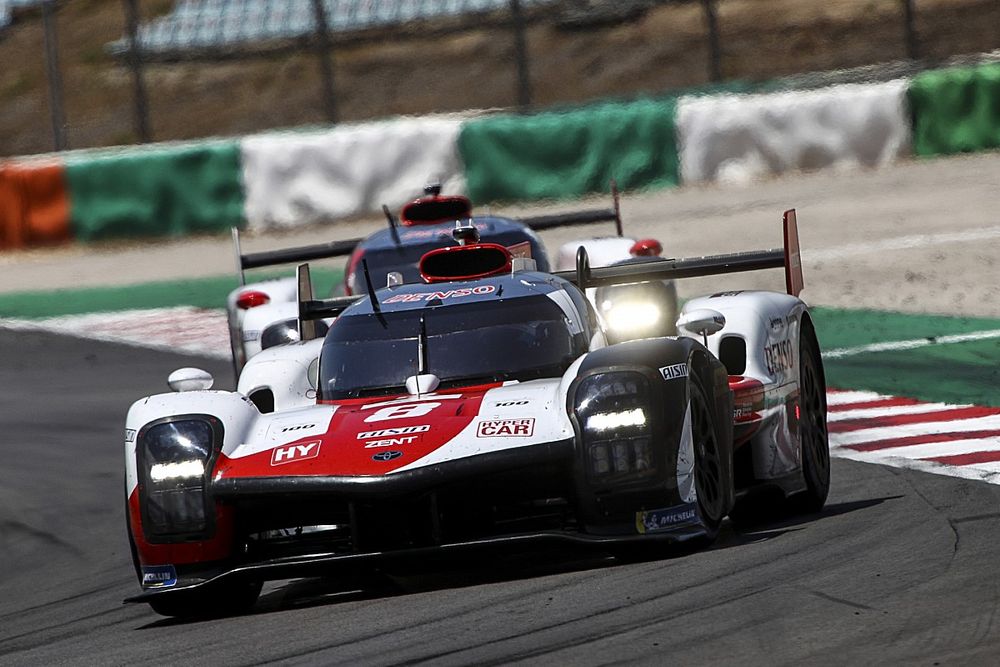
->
[382,204,402,247]
[611,179,623,237]
[361,258,382,315]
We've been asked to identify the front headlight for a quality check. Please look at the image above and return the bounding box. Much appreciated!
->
[140,418,217,539]
[602,301,663,337]
[574,372,656,483]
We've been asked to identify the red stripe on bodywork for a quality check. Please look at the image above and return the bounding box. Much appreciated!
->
[846,430,1000,452]
[828,407,1000,433]
[924,450,1000,466]
[127,488,235,567]
[216,388,495,480]
[827,397,922,412]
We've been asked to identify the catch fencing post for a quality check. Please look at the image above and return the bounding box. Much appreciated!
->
[510,0,532,110]
[41,0,67,150]
[901,0,920,60]
[701,0,722,82]
[311,0,338,123]
[122,0,152,143]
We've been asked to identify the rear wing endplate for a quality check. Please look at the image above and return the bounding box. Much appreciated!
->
[295,263,361,341]
[557,209,804,296]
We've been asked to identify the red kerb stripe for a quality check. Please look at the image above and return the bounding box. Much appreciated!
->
[924,450,1000,466]
[829,406,1000,433]
[846,430,1000,452]
[828,397,922,412]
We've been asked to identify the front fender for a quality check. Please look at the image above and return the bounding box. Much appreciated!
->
[569,337,734,528]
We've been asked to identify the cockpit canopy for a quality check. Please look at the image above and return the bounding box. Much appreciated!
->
[318,284,591,400]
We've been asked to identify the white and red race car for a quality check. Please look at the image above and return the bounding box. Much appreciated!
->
[125,210,828,617]
[226,184,677,376]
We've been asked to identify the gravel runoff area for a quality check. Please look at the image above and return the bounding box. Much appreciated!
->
[2,151,999,317]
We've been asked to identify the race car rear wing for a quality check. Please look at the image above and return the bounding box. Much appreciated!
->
[557,210,804,297]
[230,183,624,284]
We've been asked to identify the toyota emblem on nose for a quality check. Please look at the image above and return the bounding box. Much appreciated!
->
[372,450,403,462]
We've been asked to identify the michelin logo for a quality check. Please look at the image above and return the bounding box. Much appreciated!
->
[659,363,688,381]
[142,565,178,588]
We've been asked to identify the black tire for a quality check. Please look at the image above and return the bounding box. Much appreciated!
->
[793,324,830,513]
[690,375,726,540]
[148,579,263,619]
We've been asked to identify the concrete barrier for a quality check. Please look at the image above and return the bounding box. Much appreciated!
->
[677,80,911,185]
[240,117,466,231]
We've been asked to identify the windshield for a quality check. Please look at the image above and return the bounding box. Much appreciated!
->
[319,296,586,399]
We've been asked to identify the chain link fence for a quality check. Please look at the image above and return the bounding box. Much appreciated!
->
[1,0,999,156]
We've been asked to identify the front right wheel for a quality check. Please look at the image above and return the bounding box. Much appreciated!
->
[794,324,830,513]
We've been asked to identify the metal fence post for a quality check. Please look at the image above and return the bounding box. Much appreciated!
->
[901,0,920,60]
[702,0,722,82]
[311,0,338,123]
[510,0,532,110]
[41,0,67,150]
[122,0,151,143]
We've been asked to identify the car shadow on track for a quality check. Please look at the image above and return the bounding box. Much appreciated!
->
[138,494,901,627]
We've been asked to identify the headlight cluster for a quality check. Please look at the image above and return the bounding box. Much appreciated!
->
[574,372,656,483]
[140,419,216,539]
[596,282,673,342]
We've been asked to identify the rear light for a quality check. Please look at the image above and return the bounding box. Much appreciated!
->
[629,238,663,257]
[730,376,765,423]
[236,290,270,310]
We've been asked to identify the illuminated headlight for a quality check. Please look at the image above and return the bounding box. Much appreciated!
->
[575,372,656,483]
[149,459,205,482]
[603,301,662,335]
[586,407,647,432]
[140,419,216,538]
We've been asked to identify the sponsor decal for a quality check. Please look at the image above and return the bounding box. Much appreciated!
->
[383,285,496,304]
[477,418,535,437]
[710,290,743,298]
[357,425,430,439]
[242,330,260,342]
[764,338,795,374]
[142,565,177,588]
[636,503,699,534]
[492,400,529,407]
[659,363,689,381]
[125,429,136,443]
[365,436,420,448]
[280,423,316,433]
[507,241,532,260]
[270,441,321,466]
[364,402,442,423]
[372,450,403,462]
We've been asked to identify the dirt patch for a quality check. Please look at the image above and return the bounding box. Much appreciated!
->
[1,0,999,156]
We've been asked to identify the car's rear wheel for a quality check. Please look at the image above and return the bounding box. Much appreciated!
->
[793,324,830,513]
[148,579,262,619]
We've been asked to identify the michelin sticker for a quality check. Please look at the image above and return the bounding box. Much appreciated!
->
[142,564,178,588]
[636,503,698,534]
[659,363,688,381]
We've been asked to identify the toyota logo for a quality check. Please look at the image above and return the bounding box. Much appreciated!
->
[371,450,403,462]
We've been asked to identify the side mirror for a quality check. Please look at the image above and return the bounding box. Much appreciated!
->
[676,308,726,346]
[167,367,214,392]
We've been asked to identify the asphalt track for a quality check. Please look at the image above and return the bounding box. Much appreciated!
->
[3,329,1000,665]
[4,152,1000,664]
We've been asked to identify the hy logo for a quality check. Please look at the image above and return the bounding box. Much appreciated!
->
[271,441,321,466]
